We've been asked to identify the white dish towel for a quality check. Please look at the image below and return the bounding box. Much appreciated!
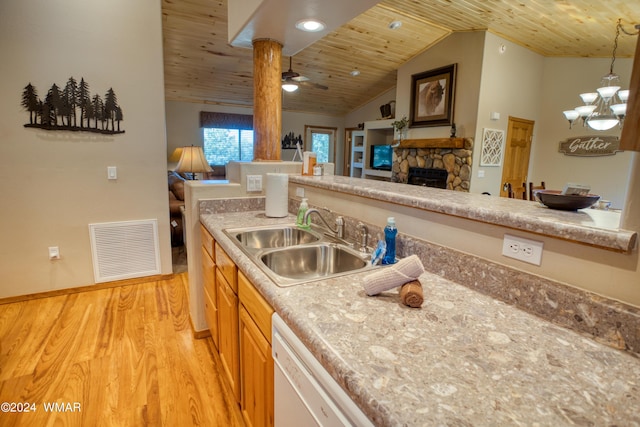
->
[363,255,425,296]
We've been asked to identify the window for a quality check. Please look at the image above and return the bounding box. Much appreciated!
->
[202,128,254,164]
[305,126,336,164]
[200,111,254,164]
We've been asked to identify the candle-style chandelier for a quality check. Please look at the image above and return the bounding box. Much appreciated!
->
[563,19,638,131]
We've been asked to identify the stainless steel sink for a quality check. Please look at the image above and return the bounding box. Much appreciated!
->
[229,225,322,249]
[223,224,378,287]
[259,243,369,283]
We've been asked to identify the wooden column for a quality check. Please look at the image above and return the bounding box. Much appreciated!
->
[252,39,282,160]
[621,152,640,233]
[620,26,640,152]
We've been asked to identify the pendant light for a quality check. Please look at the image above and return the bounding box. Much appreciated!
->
[563,19,636,131]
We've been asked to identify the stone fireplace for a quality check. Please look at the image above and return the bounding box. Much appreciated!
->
[391,138,473,192]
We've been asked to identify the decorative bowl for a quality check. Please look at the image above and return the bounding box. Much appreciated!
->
[535,190,600,211]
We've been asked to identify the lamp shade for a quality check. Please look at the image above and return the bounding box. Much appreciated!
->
[168,147,184,163]
[175,146,213,175]
[563,110,580,121]
[579,92,598,104]
[575,105,597,117]
[618,90,630,102]
[610,103,627,116]
[586,115,619,131]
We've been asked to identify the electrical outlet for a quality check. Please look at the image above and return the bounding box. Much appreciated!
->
[502,234,543,266]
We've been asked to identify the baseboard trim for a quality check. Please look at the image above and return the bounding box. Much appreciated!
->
[0,274,174,305]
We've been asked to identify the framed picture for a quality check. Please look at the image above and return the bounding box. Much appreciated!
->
[409,64,457,128]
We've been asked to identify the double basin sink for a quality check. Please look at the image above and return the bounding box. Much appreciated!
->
[223,224,377,287]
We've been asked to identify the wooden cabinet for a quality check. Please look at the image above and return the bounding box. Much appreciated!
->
[239,271,274,427]
[216,242,237,293]
[201,225,218,348]
[199,224,274,425]
[239,306,273,427]
[217,267,240,403]
[201,223,215,259]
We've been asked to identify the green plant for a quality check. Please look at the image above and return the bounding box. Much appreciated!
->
[391,116,408,131]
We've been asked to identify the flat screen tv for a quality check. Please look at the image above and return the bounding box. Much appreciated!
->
[370,145,393,171]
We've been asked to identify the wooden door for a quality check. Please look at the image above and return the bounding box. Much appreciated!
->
[500,117,535,198]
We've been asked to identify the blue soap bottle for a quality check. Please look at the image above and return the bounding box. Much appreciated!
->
[382,217,397,264]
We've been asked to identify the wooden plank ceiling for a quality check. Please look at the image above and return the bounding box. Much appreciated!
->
[162,0,639,116]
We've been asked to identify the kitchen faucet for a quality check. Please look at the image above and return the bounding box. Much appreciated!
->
[356,222,369,252]
[303,208,344,238]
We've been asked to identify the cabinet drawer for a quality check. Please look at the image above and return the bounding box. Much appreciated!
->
[201,223,215,260]
[238,270,274,345]
[203,279,219,349]
[215,243,237,293]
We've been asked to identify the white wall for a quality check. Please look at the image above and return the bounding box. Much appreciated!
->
[472,32,544,195]
[345,87,397,127]
[282,110,345,174]
[166,100,345,173]
[0,0,171,298]
[531,57,633,208]
[165,101,255,161]
[396,31,485,141]
[345,30,635,205]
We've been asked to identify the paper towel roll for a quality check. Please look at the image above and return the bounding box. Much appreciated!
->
[265,173,289,217]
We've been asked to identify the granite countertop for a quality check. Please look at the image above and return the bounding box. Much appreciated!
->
[201,211,640,426]
[289,175,637,253]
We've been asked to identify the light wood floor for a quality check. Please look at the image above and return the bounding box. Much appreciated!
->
[0,273,245,427]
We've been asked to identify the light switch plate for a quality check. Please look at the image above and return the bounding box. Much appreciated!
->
[107,166,117,180]
[48,246,60,260]
[247,175,263,192]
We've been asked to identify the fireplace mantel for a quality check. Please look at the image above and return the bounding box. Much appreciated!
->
[395,137,465,149]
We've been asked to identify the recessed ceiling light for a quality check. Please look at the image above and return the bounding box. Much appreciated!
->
[350,69,360,77]
[388,20,402,30]
[295,19,326,32]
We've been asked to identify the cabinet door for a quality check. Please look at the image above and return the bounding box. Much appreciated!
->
[217,268,240,402]
[202,246,218,347]
[239,305,274,427]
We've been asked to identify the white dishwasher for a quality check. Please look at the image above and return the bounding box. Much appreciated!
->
[272,313,374,427]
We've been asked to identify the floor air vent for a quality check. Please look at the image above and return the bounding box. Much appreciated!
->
[89,219,161,283]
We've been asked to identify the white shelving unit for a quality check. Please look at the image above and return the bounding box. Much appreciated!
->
[363,120,393,181]
[350,130,365,178]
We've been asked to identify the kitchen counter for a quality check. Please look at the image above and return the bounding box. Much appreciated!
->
[289,175,637,253]
[201,211,640,427]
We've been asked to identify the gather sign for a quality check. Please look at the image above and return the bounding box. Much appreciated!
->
[558,136,622,157]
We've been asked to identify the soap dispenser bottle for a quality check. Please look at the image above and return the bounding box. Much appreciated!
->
[382,217,397,264]
[296,198,309,228]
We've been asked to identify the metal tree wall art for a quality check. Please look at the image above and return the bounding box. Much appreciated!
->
[21,77,125,134]
[281,131,302,149]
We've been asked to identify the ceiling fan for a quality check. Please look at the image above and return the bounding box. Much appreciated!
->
[281,57,328,92]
